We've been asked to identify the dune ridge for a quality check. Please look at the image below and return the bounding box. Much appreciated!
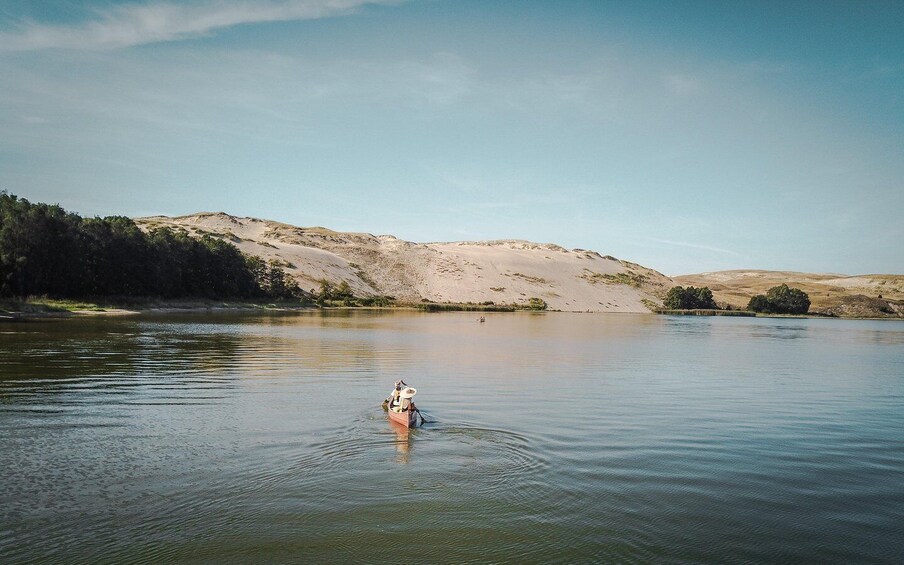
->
[135,212,670,313]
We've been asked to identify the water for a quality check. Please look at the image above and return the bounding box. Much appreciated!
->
[1,311,902,563]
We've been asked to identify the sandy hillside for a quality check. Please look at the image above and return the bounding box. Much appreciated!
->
[674,270,904,316]
[135,213,672,312]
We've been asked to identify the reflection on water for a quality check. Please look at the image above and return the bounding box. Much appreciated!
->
[1,311,903,563]
[390,421,411,464]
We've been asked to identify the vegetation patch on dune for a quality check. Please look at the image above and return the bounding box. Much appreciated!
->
[581,269,648,288]
[508,272,549,284]
[194,229,241,243]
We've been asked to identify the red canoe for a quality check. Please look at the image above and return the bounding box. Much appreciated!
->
[385,385,419,428]
[387,402,418,428]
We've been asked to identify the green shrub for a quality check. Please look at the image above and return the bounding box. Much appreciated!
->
[663,286,717,309]
[747,294,770,312]
[748,284,810,314]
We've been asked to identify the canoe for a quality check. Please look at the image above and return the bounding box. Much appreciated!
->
[387,402,418,428]
[385,385,419,428]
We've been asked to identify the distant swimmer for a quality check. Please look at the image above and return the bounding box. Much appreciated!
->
[479,316,485,323]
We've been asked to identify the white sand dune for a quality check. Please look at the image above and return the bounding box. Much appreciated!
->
[135,212,672,312]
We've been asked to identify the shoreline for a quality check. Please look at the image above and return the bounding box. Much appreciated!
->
[0,298,319,321]
[3,303,902,322]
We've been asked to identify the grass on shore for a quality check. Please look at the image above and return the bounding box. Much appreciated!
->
[414,302,517,312]
[28,297,110,312]
[0,297,70,314]
[1,296,314,315]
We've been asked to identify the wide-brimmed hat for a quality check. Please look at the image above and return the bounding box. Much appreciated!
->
[399,387,417,399]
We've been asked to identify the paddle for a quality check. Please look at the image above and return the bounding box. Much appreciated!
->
[415,407,430,425]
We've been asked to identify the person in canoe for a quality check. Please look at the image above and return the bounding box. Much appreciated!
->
[384,380,428,426]
[386,379,407,411]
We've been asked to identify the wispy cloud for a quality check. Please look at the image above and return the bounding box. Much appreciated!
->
[0,0,402,51]
[645,237,740,256]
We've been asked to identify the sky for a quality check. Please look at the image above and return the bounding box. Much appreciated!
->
[0,1,901,276]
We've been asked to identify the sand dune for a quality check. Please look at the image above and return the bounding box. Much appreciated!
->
[135,212,671,312]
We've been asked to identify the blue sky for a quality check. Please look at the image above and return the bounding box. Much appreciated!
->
[1,0,901,275]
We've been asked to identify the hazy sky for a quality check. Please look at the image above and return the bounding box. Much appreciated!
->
[1,1,901,275]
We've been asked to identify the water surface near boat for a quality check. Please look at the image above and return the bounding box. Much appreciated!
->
[1,311,902,563]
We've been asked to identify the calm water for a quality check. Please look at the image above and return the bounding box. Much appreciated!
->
[1,311,902,563]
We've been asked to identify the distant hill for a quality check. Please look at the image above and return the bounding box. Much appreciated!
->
[674,270,904,318]
[135,213,671,313]
[133,213,904,317]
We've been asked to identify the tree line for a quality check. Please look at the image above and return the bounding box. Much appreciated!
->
[0,192,300,300]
